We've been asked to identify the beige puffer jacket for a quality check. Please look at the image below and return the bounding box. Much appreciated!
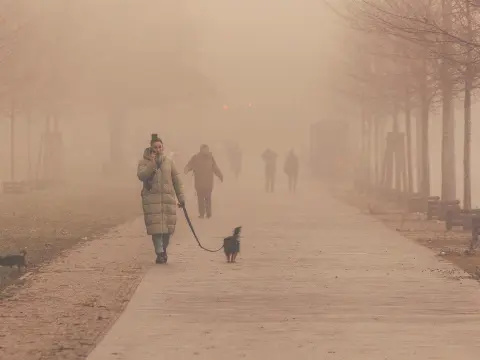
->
[137,148,185,235]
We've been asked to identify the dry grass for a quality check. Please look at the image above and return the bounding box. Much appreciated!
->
[0,181,141,289]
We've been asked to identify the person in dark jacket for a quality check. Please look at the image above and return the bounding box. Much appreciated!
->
[185,144,223,218]
[284,149,299,193]
[262,148,278,193]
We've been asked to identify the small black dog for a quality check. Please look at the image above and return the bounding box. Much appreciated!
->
[0,249,27,272]
[224,227,241,263]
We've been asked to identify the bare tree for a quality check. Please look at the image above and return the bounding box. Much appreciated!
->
[327,0,480,210]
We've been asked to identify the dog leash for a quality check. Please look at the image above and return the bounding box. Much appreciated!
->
[181,206,224,252]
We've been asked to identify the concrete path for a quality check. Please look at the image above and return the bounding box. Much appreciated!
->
[87,177,480,360]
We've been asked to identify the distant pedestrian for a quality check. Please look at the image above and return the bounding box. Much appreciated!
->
[227,142,242,179]
[185,144,223,219]
[284,149,299,193]
[262,148,277,193]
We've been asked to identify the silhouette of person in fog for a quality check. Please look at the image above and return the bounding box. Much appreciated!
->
[262,148,277,193]
[227,143,242,179]
[284,149,299,193]
[185,144,223,219]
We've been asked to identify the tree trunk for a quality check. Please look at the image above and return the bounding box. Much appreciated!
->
[361,109,369,190]
[10,102,15,181]
[464,71,472,210]
[366,115,373,188]
[463,1,473,210]
[415,109,422,193]
[405,87,413,194]
[441,0,456,201]
[27,110,32,182]
[420,59,431,197]
[374,116,380,186]
[392,103,401,192]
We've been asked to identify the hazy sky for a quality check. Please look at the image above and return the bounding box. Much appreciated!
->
[1,0,348,179]
[192,0,340,107]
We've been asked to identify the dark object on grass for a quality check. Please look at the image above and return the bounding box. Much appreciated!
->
[0,249,27,272]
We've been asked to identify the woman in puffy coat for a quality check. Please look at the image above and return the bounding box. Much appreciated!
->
[137,134,185,264]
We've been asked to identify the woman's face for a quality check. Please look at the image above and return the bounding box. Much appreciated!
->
[152,141,164,154]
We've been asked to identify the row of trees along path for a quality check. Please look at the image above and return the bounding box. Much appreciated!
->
[326,0,480,211]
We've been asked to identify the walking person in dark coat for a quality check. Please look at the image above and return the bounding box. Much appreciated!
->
[262,148,278,193]
[185,144,223,219]
[284,149,299,193]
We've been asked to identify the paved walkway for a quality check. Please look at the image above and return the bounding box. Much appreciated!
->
[87,176,480,360]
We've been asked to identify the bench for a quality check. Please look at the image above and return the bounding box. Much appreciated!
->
[445,208,480,231]
[426,196,441,220]
[427,197,460,222]
[470,215,480,248]
[2,181,30,194]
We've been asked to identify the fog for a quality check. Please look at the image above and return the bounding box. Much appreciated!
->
[0,0,346,182]
[1,0,479,205]
[3,2,480,356]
